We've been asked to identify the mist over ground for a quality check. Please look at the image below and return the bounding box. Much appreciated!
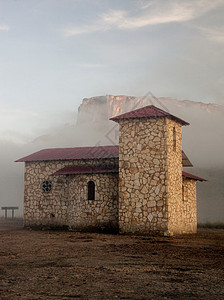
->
[0,96,223,223]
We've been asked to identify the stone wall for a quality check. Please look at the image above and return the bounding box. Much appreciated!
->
[67,173,118,231]
[165,119,197,234]
[24,158,119,231]
[165,119,183,235]
[118,118,168,234]
[118,116,197,236]
[182,178,197,233]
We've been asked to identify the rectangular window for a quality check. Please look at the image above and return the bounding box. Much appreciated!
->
[173,127,176,152]
[182,185,185,201]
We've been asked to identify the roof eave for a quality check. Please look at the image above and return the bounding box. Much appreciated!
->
[15,156,119,163]
[52,170,119,176]
[110,115,189,126]
[182,171,207,182]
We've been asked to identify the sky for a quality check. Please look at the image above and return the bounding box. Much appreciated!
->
[0,0,224,142]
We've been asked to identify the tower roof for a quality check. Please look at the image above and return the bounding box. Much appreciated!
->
[110,105,189,126]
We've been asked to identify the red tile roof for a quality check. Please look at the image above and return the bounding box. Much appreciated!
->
[182,171,206,181]
[15,145,119,162]
[52,165,119,175]
[16,145,192,167]
[110,105,189,126]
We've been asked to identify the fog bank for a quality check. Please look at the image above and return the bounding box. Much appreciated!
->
[0,96,223,223]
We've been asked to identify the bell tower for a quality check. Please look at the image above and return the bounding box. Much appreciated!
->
[110,105,189,235]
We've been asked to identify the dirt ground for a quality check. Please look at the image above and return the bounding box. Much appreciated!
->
[0,228,224,299]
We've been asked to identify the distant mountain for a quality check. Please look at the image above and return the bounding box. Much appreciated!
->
[78,95,224,119]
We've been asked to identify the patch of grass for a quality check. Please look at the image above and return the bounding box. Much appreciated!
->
[198,222,224,229]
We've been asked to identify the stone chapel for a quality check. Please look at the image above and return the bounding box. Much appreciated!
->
[16,105,205,236]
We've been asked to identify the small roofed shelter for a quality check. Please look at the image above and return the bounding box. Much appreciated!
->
[16,105,206,235]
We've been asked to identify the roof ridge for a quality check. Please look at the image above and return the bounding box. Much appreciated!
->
[150,105,169,116]
[37,145,119,151]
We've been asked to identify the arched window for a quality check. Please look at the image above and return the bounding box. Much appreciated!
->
[173,127,176,152]
[88,181,95,200]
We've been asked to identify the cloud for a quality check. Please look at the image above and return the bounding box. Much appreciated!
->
[198,27,224,44]
[0,24,10,31]
[138,1,154,10]
[62,0,223,36]
[73,63,107,68]
[63,24,102,36]
[0,108,75,143]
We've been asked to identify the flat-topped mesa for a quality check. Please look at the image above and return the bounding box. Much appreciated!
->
[77,95,138,126]
[79,95,137,117]
[112,105,194,235]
